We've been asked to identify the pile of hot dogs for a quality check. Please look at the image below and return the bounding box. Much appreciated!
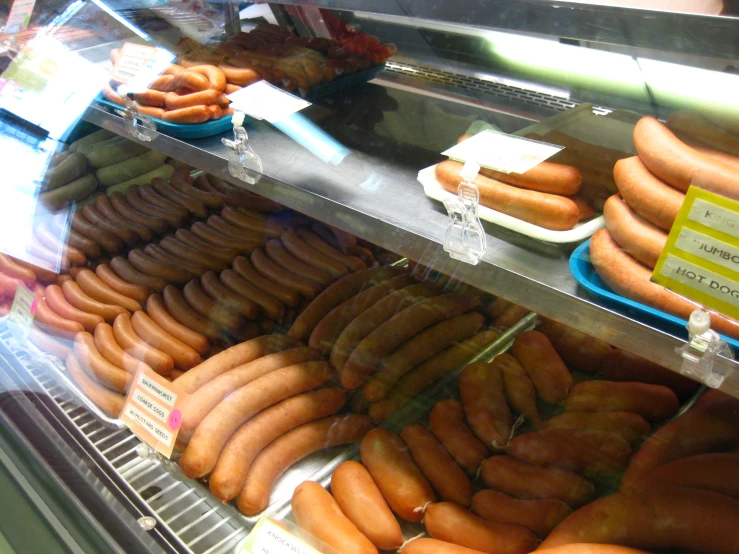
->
[593,112,739,339]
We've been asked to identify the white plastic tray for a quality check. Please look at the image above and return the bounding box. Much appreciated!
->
[418,165,606,244]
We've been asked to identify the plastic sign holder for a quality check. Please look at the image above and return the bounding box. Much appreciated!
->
[677,309,733,388]
[116,93,158,141]
[222,111,263,185]
[443,160,486,265]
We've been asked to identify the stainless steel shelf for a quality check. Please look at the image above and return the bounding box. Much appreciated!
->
[270,0,739,60]
[83,81,738,398]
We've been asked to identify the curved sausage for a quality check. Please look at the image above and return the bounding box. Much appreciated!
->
[511,330,572,404]
[73,331,132,392]
[200,270,259,320]
[145,294,209,355]
[109,191,168,233]
[218,64,261,86]
[471,489,571,538]
[0,253,36,285]
[183,279,245,332]
[251,248,321,300]
[564,380,679,422]
[542,412,650,446]
[130,311,201,370]
[71,213,122,254]
[96,263,152,302]
[170,172,224,208]
[280,230,349,280]
[159,237,226,273]
[151,178,208,218]
[75,269,141,313]
[296,228,366,272]
[174,229,238,264]
[480,162,582,195]
[161,285,222,342]
[265,239,331,287]
[45,284,103,332]
[233,255,300,307]
[171,71,210,92]
[66,353,125,417]
[112,313,174,375]
[190,222,262,252]
[428,398,488,475]
[61,280,128,323]
[161,105,211,124]
[220,206,284,239]
[139,184,190,220]
[35,222,87,266]
[126,186,184,228]
[34,297,84,338]
[207,214,265,241]
[82,204,138,245]
[459,361,512,450]
[128,249,194,284]
[95,194,153,242]
[494,353,540,425]
[93,322,150,374]
[603,194,667,268]
[219,268,284,320]
[144,244,204,277]
[187,65,227,92]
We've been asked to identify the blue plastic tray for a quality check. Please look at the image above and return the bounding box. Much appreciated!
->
[304,63,385,101]
[570,239,739,350]
[95,96,236,139]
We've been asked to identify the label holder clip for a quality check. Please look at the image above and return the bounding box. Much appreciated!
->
[221,111,263,185]
[443,160,487,265]
[677,309,734,388]
[117,94,157,142]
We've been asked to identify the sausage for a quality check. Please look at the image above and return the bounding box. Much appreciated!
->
[45,284,104,332]
[238,414,373,516]
[29,324,71,359]
[62,278,129,323]
[296,228,366,272]
[491,353,540,425]
[93,322,150,374]
[400,424,472,506]
[224,189,283,212]
[666,110,739,157]
[193,174,223,195]
[363,312,484,402]
[185,65,226,91]
[139,184,190,220]
[149,75,176,92]
[309,273,416,355]
[0,253,36,285]
[509,428,632,479]
[200,270,259,320]
[159,237,226,273]
[603,194,666,268]
[219,269,284,320]
[112,313,174,375]
[180,361,333,478]
[265,239,332,287]
[436,160,580,231]
[34,297,84,339]
[71,213,122,254]
[144,244,205,277]
[130,311,201,370]
[161,285,222,343]
[471,489,571,538]
[480,455,595,508]
[95,194,153,242]
[369,330,499,424]
[634,116,739,199]
[612,157,684,232]
[145,294,209,355]
[73,331,132,392]
[359,428,435,522]
[564,380,679,422]
[208,215,266,242]
[135,104,165,119]
[151,178,208,218]
[330,461,404,550]
[401,538,488,554]
[0,272,20,300]
[126,186,184,228]
[230,258,299,311]
[183,279,245,332]
[26,236,69,269]
[331,282,441,374]
[8,255,57,283]
[537,318,613,374]
[425,502,536,554]
[82,204,138,245]
[590,228,739,339]
[163,63,185,76]
[459,361,512,450]
[542,411,650,446]
[220,206,284,238]
[128,249,194,285]
[620,395,739,489]
[280,230,349,280]
[428,398,488,475]
[133,89,166,107]
[218,64,261,86]
[191,222,262,252]
[111,191,168,235]
[291,481,378,554]
[170,173,224,208]
[179,346,321,441]
[172,70,210,92]
[511,330,572,404]
[35,223,87,266]
[161,105,211,124]
[480,161,582,195]
[66,353,124,417]
[100,260,157,300]
[342,293,480,390]
[209,386,345,501]
[539,486,739,553]
[251,248,321,300]
[174,229,238,264]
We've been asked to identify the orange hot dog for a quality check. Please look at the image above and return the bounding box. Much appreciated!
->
[149,75,176,92]
[471,489,571,538]
[174,229,238,264]
[459,361,512,450]
[280,230,349,280]
[112,312,174,375]
[144,244,204,277]
[265,239,331,288]
[74,269,141,313]
[145,294,209,355]
[494,353,540,425]
[82,204,138,245]
[95,263,151,304]
[159,237,225,272]
[161,285,222,342]
[251,248,322,300]
[537,318,612,374]
[200,270,259,320]
[564,380,679,422]
[183,279,245,333]
[93,322,149,374]
[125,186,184,228]
[66,353,124,417]
[218,64,261,86]
[172,70,209,91]
[71,213,123,254]
[190,222,262,252]
[96,194,153,242]
[603,194,667,268]
[542,411,650,446]
[73,331,132,392]
[130,311,201,370]
[219,269,284,320]
[188,65,227,92]
[35,222,86,266]
[511,330,573,404]
[128,249,194,285]
[45,284,104,332]
[164,88,218,109]
[0,253,36,285]
[429,398,488,475]
[436,160,580,231]
[35,297,84,339]
[401,538,489,554]
[133,89,166,107]
[296,228,367,272]
[161,105,211,124]
[481,161,582,195]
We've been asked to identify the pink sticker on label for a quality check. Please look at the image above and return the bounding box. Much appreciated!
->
[167,409,182,430]
[30,299,38,315]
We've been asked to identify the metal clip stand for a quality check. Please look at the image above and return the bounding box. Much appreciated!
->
[676,310,734,388]
[221,111,263,185]
[443,160,487,265]
[116,95,158,142]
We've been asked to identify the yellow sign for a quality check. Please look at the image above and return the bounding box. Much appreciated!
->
[652,186,739,320]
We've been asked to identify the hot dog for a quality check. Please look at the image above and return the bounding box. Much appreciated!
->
[296,228,366,272]
[8,255,56,283]
[400,424,472,506]
[537,318,612,374]
[66,353,124,417]
[61,280,128,323]
[187,65,227,92]
[175,229,238,264]
[35,223,87,266]
[291,481,378,554]
[45,284,104,332]
[130,311,201,370]
[133,89,166,107]
[493,354,540,425]
[219,269,283,320]
[220,206,284,238]
[480,162,582,195]
[191,222,261,252]
[542,411,650,446]
[149,75,176,92]
[172,70,210,91]
[65,227,102,260]
[161,285,222,343]
[471,489,571,537]
[200,270,259,319]
[183,279,245,332]
[436,160,580,231]
[231,255,300,308]
[425,502,536,554]
[145,294,209,355]
[73,331,132,392]
[265,239,331,288]
[170,172,224,208]
[280,230,349,280]
[93,322,150,374]
[139,184,190,220]
[75,269,141,314]
[151,178,208,219]
[128,249,194,285]
[603,195,666,268]
[112,313,174,375]
[428,398,488,475]
[95,194,153,242]
[100,260,157,299]
[71,213,122,254]
[459,361,512,450]
[165,88,219,109]
[125,186,183,228]
[82,204,138,245]
[218,64,261,86]
[161,105,211,124]
[590,228,739,339]
[238,414,373,516]
[251,248,321,300]
[564,380,679,422]
[511,330,572,404]
[480,455,595,507]
[401,538,488,554]
[144,244,204,277]
[330,461,404,550]
[0,253,36,285]
[34,297,84,339]
[159,237,225,273]
[359,428,435,522]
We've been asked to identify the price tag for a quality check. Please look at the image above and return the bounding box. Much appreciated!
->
[119,366,187,458]
[227,81,311,123]
[235,518,321,554]
[442,130,563,174]
[4,0,36,34]
[7,283,36,341]
[110,42,174,89]
[653,186,739,320]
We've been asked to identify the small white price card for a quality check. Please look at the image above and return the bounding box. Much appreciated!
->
[442,130,563,174]
[111,42,175,89]
[8,283,36,342]
[119,366,187,457]
[227,81,311,123]
[4,0,36,34]
[236,518,320,554]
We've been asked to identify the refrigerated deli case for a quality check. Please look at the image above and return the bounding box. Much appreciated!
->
[1,1,738,553]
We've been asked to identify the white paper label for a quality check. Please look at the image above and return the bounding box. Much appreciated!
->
[688,198,739,239]
[675,227,739,274]
[227,81,311,123]
[659,255,739,308]
[138,371,177,407]
[442,130,563,174]
[123,404,174,446]
[236,518,320,554]
[8,283,36,342]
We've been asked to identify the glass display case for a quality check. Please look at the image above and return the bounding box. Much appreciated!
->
[0,1,738,553]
